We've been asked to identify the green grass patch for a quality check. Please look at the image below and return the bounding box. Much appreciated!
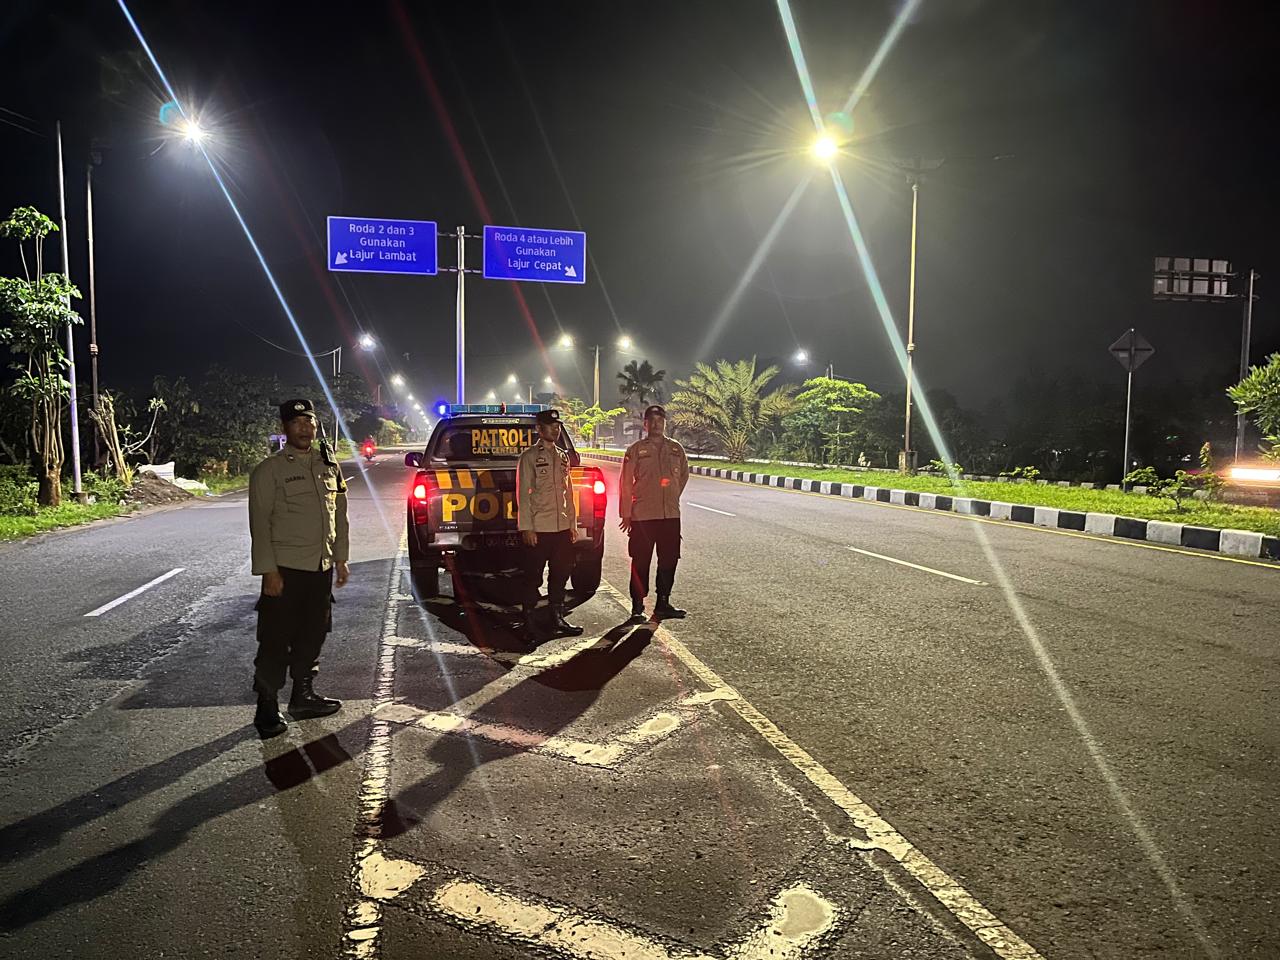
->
[200,473,249,495]
[692,460,1280,538]
[0,499,137,541]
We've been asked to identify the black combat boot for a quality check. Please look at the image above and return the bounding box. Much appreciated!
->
[254,693,288,739]
[552,605,584,637]
[654,596,687,619]
[288,676,342,720]
[629,597,647,622]
[520,604,542,646]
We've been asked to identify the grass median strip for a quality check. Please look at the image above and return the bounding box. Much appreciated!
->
[0,500,137,541]
[692,461,1280,538]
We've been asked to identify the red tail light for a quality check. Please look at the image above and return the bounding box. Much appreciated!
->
[584,467,607,521]
[410,471,435,525]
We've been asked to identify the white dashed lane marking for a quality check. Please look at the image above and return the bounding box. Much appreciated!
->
[83,567,185,617]
[686,501,737,517]
[846,545,988,585]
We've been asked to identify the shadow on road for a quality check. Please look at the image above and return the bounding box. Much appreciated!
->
[380,623,651,839]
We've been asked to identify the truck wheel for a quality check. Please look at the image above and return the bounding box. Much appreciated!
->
[407,526,443,599]
[571,547,603,598]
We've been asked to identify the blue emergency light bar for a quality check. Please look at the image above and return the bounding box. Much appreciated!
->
[439,403,550,417]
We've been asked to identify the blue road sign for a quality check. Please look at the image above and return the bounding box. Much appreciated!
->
[327,216,438,276]
[482,225,586,284]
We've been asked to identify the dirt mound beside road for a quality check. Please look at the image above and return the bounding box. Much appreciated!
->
[126,472,194,506]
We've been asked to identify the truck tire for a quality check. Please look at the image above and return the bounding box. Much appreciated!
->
[571,546,603,598]
[407,524,443,599]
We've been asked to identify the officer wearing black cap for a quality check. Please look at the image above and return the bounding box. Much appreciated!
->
[515,408,584,644]
[619,404,690,621]
[246,398,350,738]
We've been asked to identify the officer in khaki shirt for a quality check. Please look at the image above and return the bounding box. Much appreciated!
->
[247,398,350,737]
[619,404,690,621]
[515,409,584,644]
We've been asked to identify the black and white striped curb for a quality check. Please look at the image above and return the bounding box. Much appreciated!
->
[582,455,1280,562]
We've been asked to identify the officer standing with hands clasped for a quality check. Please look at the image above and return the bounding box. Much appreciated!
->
[619,404,690,621]
[516,408,585,644]
[248,398,350,738]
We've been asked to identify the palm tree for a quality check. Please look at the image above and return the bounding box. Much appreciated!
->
[617,359,667,412]
[668,358,796,461]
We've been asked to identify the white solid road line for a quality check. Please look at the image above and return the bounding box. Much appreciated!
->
[687,502,736,517]
[83,567,186,618]
[846,546,987,585]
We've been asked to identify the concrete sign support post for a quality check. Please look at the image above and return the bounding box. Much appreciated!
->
[1109,328,1155,486]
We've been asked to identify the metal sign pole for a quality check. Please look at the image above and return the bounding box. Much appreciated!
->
[1122,365,1134,487]
[1235,269,1257,461]
[456,225,466,404]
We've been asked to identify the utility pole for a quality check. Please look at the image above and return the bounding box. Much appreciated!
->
[593,345,601,408]
[56,122,85,503]
[86,158,101,467]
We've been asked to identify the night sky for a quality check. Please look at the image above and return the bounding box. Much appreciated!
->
[1,0,1275,415]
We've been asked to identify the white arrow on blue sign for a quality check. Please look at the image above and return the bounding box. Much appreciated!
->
[482,225,586,284]
[327,216,438,276]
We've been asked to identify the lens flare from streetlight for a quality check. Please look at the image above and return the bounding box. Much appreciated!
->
[558,334,574,349]
[391,374,405,388]
[811,135,838,162]
[358,333,376,350]
[794,349,810,364]
[179,118,207,144]
[617,335,634,350]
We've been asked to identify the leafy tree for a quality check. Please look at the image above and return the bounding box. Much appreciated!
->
[668,358,795,461]
[561,399,625,447]
[616,359,665,414]
[780,377,880,464]
[375,418,406,446]
[311,373,379,443]
[1228,352,1280,460]
[177,365,281,476]
[146,375,198,465]
[0,206,84,506]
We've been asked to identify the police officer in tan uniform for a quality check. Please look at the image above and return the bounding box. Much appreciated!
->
[516,409,584,644]
[619,404,690,621]
[247,398,350,738]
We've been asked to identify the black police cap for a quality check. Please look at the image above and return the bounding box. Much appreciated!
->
[643,404,667,420]
[535,408,563,425]
[279,398,317,423]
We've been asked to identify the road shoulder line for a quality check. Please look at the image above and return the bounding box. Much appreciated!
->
[596,579,1044,960]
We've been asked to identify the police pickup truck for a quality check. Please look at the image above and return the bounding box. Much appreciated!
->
[404,404,608,598]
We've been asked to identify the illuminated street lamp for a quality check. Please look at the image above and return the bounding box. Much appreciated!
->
[558,333,574,350]
[486,390,498,401]
[793,348,810,365]
[406,393,414,402]
[358,333,376,351]
[390,374,405,389]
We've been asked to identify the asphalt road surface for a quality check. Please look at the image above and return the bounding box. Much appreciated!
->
[1,450,1275,959]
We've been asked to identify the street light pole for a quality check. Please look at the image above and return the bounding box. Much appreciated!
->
[332,346,341,442]
[56,122,86,502]
[86,158,101,467]
[901,177,919,473]
[593,345,600,408]
[1235,268,1258,461]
